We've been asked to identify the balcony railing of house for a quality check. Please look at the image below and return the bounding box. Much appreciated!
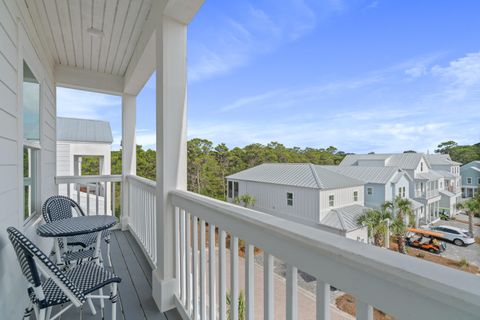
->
[55,175,480,320]
[415,189,439,198]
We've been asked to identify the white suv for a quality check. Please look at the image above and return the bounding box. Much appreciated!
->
[429,225,475,246]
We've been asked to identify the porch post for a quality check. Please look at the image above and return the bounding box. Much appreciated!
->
[152,15,188,312]
[121,94,136,229]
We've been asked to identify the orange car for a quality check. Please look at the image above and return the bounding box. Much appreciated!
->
[406,228,447,254]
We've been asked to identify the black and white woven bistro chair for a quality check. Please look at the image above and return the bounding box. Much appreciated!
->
[42,195,113,266]
[7,227,121,320]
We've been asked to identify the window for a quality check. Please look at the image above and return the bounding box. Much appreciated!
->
[23,62,40,221]
[467,177,472,184]
[478,178,480,185]
[398,187,402,197]
[440,181,443,189]
[287,192,293,206]
[328,195,334,207]
[228,181,233,198]
[402,187,406,198]
[420,162,424,172]
[353,191,358,202]
[367,187,373,195]
[233,181,239,198]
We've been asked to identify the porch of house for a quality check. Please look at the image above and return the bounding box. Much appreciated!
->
[56,230,180,320]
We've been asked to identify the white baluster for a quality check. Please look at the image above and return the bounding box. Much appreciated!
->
[200,220,207,320]
[180,209,186,304]
[245,243,254,320]
[356,300,373,320]
[230,236,239,320]
[264,253,274,320]
[219,229,227,320]
[286,265,298,320]
[209,224,216,320]
[316,280,330,320]
[186,212,192,315]
[192,216,199,320]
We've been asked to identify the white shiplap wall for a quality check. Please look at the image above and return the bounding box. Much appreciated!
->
[319,186,365,218]
[0,0,56,317]
[232,180,321,223]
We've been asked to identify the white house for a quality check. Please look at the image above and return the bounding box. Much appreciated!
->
[340,153,446,223]
[56,117,113,214]
[1,0,480,319]
[226,163,369,242]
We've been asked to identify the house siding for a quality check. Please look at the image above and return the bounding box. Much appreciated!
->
[0,0,56,317]
[319,186,364,220]
[227,179,320,224]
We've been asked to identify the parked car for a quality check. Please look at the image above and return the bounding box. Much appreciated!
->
[425,225,475,246]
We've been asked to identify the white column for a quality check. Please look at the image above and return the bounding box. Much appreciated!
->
[152,15,188,312]
[121,93,136,229]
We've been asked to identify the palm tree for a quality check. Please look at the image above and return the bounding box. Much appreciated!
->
[457,198,480,236]
[357,209,391,247]
[390,197,414,254]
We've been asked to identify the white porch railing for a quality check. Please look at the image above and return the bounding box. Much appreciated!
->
[170,190,480,320]
[126,174,157,266]
[55,175,122,216]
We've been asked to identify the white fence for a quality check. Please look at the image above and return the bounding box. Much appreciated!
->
[170,190,480,320]
[126,174,157,266]
[55,175,122,216]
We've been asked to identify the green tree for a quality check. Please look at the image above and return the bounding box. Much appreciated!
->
[435,141,458,154]
[356,209,391,247]
[457,198,480,236]
[390,197,414,254]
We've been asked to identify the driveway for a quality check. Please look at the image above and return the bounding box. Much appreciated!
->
[432,215,480,267]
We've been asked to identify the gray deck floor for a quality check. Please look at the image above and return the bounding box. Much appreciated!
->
[53,230,181,320]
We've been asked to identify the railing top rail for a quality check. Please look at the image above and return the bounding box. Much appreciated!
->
[126,174,156,189]
[55,175,122,184]
[170,189,480,320]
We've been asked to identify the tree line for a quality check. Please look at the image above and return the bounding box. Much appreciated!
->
[80,139,479,201]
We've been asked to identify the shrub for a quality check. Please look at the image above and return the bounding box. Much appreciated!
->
[458,258,469,269]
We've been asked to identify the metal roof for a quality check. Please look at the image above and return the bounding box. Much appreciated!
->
[227,163,364,190]
[57,117,113,144]
[436,170,456,179]
[321,205,368,231]
[440,189,456,198]
[426,154,461,166]
[410,199,424,210]
[415,170,444,181]
[340,153,429,170]
[321,166,404,184]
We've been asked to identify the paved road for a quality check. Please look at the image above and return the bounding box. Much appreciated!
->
[432,215,480,267]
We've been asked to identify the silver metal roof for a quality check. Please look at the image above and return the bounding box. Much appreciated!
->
[321,204,368,231]
[415,170,444,181]
[436,170,456,179]
[57,117,113,144]
[440,189,456,198]
[321,166,404,184]
[340,153,429,170]
[410,198,424,210]
[426,154,461,166]
[227,163,364,190]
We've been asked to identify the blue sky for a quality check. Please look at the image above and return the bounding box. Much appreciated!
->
[58,0,480,153]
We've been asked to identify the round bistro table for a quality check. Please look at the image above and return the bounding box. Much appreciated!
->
[37,216,117,265]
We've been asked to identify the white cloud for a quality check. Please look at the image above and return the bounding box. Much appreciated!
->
[432,51,480,86]
[57,87,120,119]
[189,1,340,82]
[405,65,427,78]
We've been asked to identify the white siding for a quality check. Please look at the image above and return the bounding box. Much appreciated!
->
[346,227,368,243]
[229,180,320,224]
[0,0,56,317]
[319,186,364,219]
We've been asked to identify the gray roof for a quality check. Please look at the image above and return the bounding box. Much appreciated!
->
[57,117,113,143]
[340,153,428,170]
[440,189,456,198]
[426,154,461,166]
[321,166,405,184]
[415,170,444,181]
[227,163,364,190]
[321,205,368,231]
[410,198,424,210]
[436,170,456,179]
[472,167,480,173]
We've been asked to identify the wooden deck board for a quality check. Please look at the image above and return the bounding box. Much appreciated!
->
[50,230,171,320]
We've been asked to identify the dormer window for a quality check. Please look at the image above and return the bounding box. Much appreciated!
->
[420,162,424,172]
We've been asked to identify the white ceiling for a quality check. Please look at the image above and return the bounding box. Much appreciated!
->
[26,0,152,76]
